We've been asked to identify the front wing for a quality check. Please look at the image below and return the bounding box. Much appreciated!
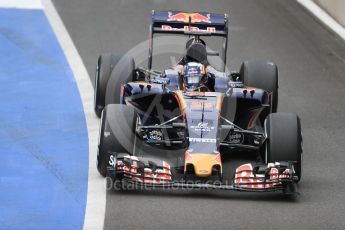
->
[107,154,298,194]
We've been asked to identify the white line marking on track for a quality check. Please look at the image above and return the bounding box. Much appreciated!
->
[42,1,105,230]
[297,0,345,41]
[0,0,42,9]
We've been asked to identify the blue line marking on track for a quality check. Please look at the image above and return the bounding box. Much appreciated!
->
[0,9,88,230]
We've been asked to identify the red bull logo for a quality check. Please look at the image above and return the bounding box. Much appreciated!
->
[161,25,216,33]
[167,12,211,23]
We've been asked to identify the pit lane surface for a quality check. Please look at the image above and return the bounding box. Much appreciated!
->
[52,0,345,229]
[0,4,88,229]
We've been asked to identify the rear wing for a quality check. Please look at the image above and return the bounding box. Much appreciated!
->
[148,10,229,71]
[151,10,228,37]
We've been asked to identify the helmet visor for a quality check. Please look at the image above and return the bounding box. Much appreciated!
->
[187,74,202,84]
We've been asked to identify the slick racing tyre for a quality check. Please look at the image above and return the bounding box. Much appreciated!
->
[240,60,278,113]
[97,104,138,177]
[94,54,135,117]
[264,112,302,182]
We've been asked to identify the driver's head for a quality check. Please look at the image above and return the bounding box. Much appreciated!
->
[182,62,206,91]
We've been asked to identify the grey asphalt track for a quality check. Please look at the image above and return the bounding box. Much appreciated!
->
[52,0,345,229]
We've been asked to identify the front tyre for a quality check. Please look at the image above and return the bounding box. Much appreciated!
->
[97,104,138,177]
[264,112,302,182]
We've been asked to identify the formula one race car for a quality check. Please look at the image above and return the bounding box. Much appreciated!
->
[94,11,302,194]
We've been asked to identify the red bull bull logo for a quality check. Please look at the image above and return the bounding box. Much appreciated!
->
[167,12,211,23]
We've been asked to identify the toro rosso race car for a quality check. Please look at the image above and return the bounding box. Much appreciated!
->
[94,11,302,195]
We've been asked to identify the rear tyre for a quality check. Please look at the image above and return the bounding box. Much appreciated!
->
[264,112,302,182]
[94,54,113,117]
[240,60,278,113]
[97,104,138,177]
[94,54,135,117]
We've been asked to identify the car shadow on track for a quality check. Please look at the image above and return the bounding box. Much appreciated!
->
[106,185,301,203]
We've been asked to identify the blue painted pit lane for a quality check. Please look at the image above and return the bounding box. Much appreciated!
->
[0,9,88,230]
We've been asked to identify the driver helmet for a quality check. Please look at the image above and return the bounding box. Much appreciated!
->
[182,62,206,91]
